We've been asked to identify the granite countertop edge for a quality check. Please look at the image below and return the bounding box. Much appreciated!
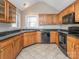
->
[0,29,68,41]
[0,30,38,41]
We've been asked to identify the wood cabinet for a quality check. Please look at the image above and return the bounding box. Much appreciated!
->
[58,4,75,24]
[36,31,41,43]
[67,35,76,59]
[73,38,79,59]
[75,0,79,22]
[13,36,20,58]
[0,0,16,23]
[24,33,30,47]
[24,32,37,47]
[50,31,59,46]
[0,39,14,59]
[13,34,24,58]
[75,43,79,59]
[39,14,55,25]
[67,35,79,59]
[0,0,7,22]
[0,34,23,59]
[6,1,16,23]
[19,34,24,50]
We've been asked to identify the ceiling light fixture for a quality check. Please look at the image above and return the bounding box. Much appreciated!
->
[23,3,26,6]
[23,3,29,8]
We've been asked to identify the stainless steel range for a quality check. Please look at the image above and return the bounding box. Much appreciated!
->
[58,30,68,56]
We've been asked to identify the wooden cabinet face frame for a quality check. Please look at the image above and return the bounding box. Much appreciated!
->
[0,0,7,22]
[0,0,16,23]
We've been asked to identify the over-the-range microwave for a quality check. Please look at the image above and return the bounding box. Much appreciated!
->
[62,12,75,24]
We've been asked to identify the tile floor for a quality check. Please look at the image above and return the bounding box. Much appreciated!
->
[16,44,69,59]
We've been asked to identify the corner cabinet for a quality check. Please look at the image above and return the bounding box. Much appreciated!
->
[0,0,16,23]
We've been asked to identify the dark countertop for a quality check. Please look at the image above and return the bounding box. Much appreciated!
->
[0,29,38,41]
[68,34,79,39]
[0,29,69,41]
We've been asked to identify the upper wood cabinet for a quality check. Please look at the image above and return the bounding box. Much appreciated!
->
[0,0,6,22]
[75,0,79,22]
[7,1,16,23]
[0,0,16,23]
[58,4,75,24]
[39,14,57,25]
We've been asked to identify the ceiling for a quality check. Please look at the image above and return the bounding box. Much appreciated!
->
[8,0,76,13]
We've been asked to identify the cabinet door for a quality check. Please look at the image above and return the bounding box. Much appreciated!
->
[14,37,20,58]
[50,32,56,43]
[39,14,54,25]
[50,32,59,45]
[36,32,41,43]
[46,14,53,24]
[55,32,59,46]
[7,1,16,23]
[33,32,37,44]
[39,14,45,25]
[75,1,79,22]
[19,34,24,50]
[24,33,30,47]
[75,45,79,59]
[0,43,13,59]
[67,36,75,59]
[0,0,6,22]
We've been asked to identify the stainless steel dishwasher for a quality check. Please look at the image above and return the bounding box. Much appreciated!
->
[41,31,50,44]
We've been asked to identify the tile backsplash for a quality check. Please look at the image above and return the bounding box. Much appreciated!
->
[0,22,79,32]
[0,23,19,32]
[60,24,79,30]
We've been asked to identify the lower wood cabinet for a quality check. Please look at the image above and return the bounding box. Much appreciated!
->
[0,34,23,59]
[0,39,14,59]
[50,31,59,46]
[13,34,24,58]
[75,0,79,22]
[24,32,37,47]
[67,35,79,59]
[67,35,75,59]
[74,39,79,59]
[13,36,21,58]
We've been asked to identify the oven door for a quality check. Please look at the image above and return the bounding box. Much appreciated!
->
[59,32,67,56]
[59,33,67,50]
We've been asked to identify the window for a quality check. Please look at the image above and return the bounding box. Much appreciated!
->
[25,16,38,28]
[11,12,21,28]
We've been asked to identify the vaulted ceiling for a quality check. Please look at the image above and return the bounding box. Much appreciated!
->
[8,0,76,13]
